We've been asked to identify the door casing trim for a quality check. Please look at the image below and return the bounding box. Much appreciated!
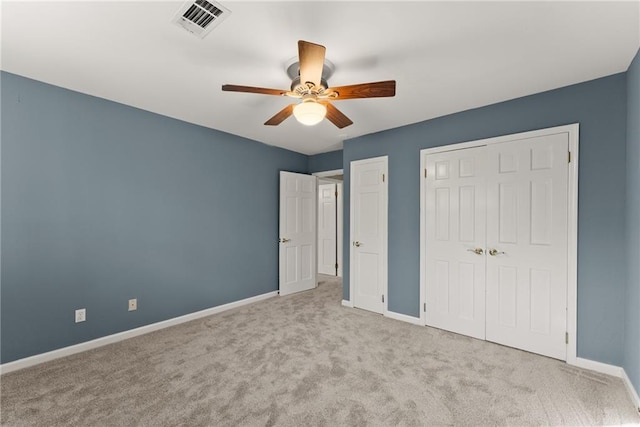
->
[419,123,579,363]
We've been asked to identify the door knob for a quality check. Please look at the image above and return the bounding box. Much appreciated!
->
[488,248,505,256]
[467,248,484,255]
[279,238,291,243]
[353,241,362,247]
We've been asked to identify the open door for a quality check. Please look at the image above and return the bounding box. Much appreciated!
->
[279,171,317,296]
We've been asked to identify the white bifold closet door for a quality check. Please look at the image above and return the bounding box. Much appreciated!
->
[425,132,569,360]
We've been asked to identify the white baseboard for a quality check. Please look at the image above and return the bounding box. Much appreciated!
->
[340,303,421,326]
[570,357,640,411]
[622,369,640,411]
[0,290,279,375]
[572,357,623,377]
[385,310,422,325]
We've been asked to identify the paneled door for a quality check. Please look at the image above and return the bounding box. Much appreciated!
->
[422,129,571,360]
[485,133,569,360]
[424,147,487,339]
[318,183,337,275]
[279,171,317,296]
[350,156,388,314]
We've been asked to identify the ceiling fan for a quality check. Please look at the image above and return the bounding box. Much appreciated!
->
[222,40,396,129]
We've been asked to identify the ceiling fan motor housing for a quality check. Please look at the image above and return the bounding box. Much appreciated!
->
[290,76,329,94]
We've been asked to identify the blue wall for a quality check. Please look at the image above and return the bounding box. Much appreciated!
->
[1,65,637,374]
[343,73,628,366]
[625,49,640,396]
[308,150,343,173]
[0,72,308,363]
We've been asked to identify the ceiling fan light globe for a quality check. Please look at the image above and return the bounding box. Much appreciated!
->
[293,101,326,126]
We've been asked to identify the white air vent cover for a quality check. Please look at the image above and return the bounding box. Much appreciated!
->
[172,0,231,39]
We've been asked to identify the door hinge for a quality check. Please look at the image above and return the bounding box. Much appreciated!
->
[335,263,338,269]
[568,152,571,163]
[423,302,426,312]
[335,191,338,197]
[565,332,569,344]
[382,295,385,303]
[424,168,427,178]
[382,173,385,183]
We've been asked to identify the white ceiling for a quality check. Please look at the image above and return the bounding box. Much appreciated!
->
[2,1,639,155]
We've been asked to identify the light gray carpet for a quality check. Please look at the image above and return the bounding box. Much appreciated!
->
[1,275,639,426]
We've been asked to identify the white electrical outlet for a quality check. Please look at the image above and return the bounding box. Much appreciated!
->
[128,298,137,311]
[75,308,86,323]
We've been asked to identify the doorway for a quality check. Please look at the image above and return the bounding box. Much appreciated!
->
[313,170,344,278]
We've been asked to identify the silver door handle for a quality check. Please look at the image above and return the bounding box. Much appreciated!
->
[353,241,362,247]
[279,238,291,243]
[488,248,505,256]
[467,248,484,255]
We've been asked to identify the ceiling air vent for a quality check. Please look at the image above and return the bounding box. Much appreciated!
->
[172,0,231,39]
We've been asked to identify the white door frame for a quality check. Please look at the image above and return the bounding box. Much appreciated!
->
[420,123,579,364]
[350,156,389,315]
[314,169,343,181]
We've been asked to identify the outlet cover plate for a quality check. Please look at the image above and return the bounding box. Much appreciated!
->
[75,308,86,323]
[128,298,137,311]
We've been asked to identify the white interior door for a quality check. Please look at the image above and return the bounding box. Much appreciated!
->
[485,133,569,360]
[337,182,343,278]
[350,157,387,314]
[279,171,317,296]
[318,183,337,275]
[425,147,487,339]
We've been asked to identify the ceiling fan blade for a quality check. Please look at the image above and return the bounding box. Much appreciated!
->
[320,102,353,129]
[325,80,396,100]
[264,104,295,126]
[298,40,326,88]
[222,84,288,96]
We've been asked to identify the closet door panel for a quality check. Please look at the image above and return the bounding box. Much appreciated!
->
[485,133,569,360]
[425,147,487,340]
